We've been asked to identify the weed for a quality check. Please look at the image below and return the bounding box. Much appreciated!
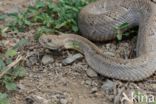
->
[114,22,129,41]
[7,0,95,40]
[0,0,96,102]
[114,22,138,41]
[0,93,9,104]
[0,38,28,90]
[0,38,28,103]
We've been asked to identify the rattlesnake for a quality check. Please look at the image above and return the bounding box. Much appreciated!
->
[39,0,156,81]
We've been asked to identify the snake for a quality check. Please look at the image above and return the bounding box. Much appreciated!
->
[39,0,156,81]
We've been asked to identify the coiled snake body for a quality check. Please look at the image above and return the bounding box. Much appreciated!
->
[39,0,156,81]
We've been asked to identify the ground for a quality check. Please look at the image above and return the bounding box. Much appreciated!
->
[0,0,156,104]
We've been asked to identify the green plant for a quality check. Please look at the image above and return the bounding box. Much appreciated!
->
[0,0,95,102]
[114,22,129,41]
[0,38,28,91]
[0,38,27,103]
[7,0,95,40]
[114,22,138,41]
[0,93,9,104]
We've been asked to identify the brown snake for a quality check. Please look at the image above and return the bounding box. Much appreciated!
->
[39,0,156,81]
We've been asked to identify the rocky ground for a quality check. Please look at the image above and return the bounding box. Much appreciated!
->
[1,0,156,104]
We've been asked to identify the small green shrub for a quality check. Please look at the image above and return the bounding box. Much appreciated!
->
[0,93,9,104]
[0,0,96,102]
[7,0,95,39]
[114,22,138,41]
[0,39,28,91]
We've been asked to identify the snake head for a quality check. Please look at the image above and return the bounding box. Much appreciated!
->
[39,35,64,50]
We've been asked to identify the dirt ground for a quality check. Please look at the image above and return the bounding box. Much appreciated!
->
[1,0,156,104]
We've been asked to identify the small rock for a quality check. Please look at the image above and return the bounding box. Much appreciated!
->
[109,44,117,52]
[55,63,62,67]
[62,53,83,65]
[101,80,114,94]
[25,95,49,104]
[26,56,38,67]
[150,83,156,89]
[91,87,98,94]
[86,69,98,78]
[106,43,111,50]
[60,99,68,104]
[91,81,98,86]
[42,55,54,65]
[103,51,115,57]
[85,80,92,86]
[25,96,34,104]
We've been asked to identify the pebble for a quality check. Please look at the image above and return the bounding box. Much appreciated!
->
[41,55,54,65]
[86,68,98,78]
[25,95,49,104]
[106,43,111,50]
[26,56,38,67]
[60,99,68,104]
[106,43,116,52]
[62,53,83,65]
[85,80,92,86]
[151,83,156,89]
[25,96,34,104]
[91,87,98,94]
[101,80,114,94]
[103,51,115,57]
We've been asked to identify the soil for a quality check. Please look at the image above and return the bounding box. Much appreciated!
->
[0,1,156,104]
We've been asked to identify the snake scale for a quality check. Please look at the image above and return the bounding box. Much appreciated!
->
[39,0,156,81]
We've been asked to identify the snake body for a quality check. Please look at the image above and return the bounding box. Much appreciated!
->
[39,0,156,81]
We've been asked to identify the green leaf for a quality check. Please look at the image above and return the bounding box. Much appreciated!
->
[3,76,16,90]
[0,59,5,70]
[116,34,122,41]
[24,19,31,25]
[5,82,16,91]
[13,38,29,49]
[36,1,45,8]
[0,93,7,99]
[72,25,78,32]
[55,20,71,29]
[64,5,79,12]
[0,93,9,104]
[5,49,17,57]
[123,33,130,36]
[117,22,129,30]
[13,66,26,77]
[5,58,12,65]
[48,3,57,9]
[152,101,156,104]
[7,0,95,36]
[7,13,18,17]
[0,15,6,20]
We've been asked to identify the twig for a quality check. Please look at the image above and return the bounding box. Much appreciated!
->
[0,55,23,79]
